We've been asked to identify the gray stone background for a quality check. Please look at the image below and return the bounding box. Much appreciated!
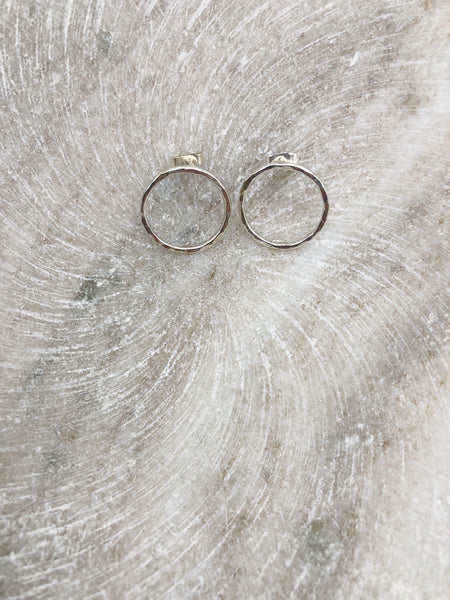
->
[1,0,449,598]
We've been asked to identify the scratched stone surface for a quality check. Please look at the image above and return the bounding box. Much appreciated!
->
[0,1,449,598]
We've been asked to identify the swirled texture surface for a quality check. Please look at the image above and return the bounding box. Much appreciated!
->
[1,1,449,598]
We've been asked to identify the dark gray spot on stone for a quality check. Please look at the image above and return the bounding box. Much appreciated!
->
[23,356,54,391]
[305,519,342,566]
[76,277,98,302]
[96,30,112,55]
[42,447,67,474]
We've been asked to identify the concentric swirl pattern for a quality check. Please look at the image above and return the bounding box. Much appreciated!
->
[0,1,449,598]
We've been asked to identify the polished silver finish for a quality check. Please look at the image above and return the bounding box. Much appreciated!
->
[239,153,329,249]
[141,153,231,252]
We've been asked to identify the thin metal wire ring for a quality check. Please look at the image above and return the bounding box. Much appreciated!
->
[239,161,329,249]
[141,166,231,252]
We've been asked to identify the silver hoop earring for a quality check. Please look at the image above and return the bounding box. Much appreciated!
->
[141,153,231,252]
[239,153,329,249]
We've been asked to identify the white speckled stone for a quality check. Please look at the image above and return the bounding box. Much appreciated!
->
[1,1,449,598]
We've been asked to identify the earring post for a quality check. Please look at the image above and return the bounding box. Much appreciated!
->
[268,152,298,164]
[173,153,203,167]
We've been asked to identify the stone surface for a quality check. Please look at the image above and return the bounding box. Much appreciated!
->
[0,0,449,598]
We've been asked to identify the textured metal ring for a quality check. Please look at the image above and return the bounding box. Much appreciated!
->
[141,153,231,253]
[239,153,329,249]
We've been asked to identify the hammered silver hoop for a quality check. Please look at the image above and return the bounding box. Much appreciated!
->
[141,153,231,252]
[239,153,329,249]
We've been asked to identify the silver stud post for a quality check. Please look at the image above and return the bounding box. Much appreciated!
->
[173,152,203,167]
[268,152,298,165]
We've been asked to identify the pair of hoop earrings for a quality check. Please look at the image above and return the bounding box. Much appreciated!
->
[141,152,328,252]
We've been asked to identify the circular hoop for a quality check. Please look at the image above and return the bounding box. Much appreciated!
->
[239,161,328,249]
[141,165,231,252]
